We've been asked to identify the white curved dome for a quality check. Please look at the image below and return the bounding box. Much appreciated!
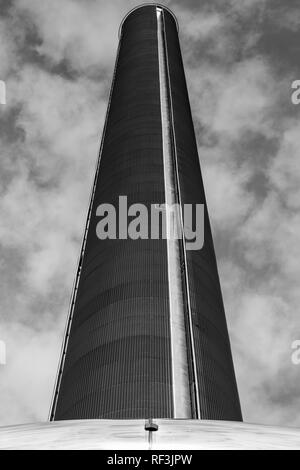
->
[0,419,299,450]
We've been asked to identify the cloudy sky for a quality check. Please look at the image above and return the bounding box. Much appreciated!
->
[0,0,300,428]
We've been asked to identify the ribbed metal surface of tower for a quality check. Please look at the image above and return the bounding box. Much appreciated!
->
[50,4,242,422]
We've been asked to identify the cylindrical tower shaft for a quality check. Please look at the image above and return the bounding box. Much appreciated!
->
[50,4,242,422]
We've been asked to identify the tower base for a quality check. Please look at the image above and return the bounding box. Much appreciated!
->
[0,419,299,449]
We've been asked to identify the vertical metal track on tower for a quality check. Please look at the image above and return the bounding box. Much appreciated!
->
[157,7,201,419]
[48,35,123,421]
[157,7,192,419]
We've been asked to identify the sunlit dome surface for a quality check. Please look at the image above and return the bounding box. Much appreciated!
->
[0,419,299,450]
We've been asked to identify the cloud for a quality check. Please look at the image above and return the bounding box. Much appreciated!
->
[201,149,254,230]
[0,65,107,297]
[0,18,18,77]
[265,0,300,32]
[0,321,61,425]
[175,8,223,41]
[13,0,117,73]
[269,121,300,210]
[186,58,277,141]
[13,0,163,75]
[219,257,300,426]
[211,59,275,138]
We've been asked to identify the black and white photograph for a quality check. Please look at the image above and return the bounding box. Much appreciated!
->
[0,0,300,454]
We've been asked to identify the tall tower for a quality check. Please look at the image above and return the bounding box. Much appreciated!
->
[50,4,242,422]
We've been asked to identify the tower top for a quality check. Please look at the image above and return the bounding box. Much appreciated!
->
[118,3,179,38]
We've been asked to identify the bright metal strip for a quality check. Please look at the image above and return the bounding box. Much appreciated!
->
[157,7,191,419]
[160,8,201,418]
